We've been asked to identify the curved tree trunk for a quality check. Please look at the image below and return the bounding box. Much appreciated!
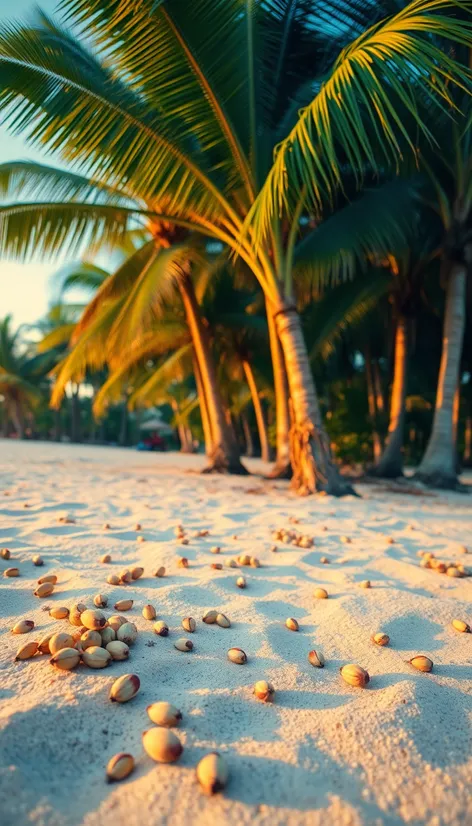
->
[267,302,291,478]
[371,315,408,478]
[416,264,466,488]
[178,275,247,474]
[242,359,270,462]
[193,353,213,457]
[274,304,355,495]
[241,410,254,457]
[364,345,383,462]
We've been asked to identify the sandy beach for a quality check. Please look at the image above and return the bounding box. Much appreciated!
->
[0,440,471,826]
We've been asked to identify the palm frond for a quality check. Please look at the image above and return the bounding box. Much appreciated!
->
[0,160,136,205]
[243,0,472,245]
[127,344,194,408]
[37,323,76,352]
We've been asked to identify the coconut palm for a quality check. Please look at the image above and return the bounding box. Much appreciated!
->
[0,0,470,491]
[0,315,51,436]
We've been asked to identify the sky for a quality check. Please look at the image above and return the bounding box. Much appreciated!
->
[0,0,67,328]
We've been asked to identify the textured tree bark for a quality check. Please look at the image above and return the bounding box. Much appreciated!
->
[266,302,291,478]
[371,316,408,478]
[193,353,213,457]
[275,304,355,495]
[416,264,466,488]
[178,275,247,474]
[364,345,383,462]
[242,359,270,462]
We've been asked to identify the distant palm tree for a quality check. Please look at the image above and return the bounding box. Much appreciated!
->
[0,316,50,437]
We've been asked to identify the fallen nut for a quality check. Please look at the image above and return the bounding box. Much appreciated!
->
[254,680,275,702]
[211,563,223,570]
[49,606,69,620]
[238,555,251,566]
[210,546,221,554]
[106,641,130,661]
[1,548,11,560]
[117,622,138,645]
[236,576,246,589]
[119,569,132,584]
[37,574,57,585]
[49,632,75,654]
[408,655,433,673]
[80,630,102,650]
[153,566,166,578]
[110,673,140,703]
[178,557,189,568]
[451,619,470,633]
[146,702,182,727]
[131,567,144,580]
[142,604,157,621]
[227,647,247,664]
[32,554,43,566]
[216,613,231,628]
[142,728,183,763]
[12,620,34,634]
[49,647,80,670]
[34,582,54,598]
[107,574,121,585]
[202,610,218,624]
[100,626,116,646]
[108,615,126,633]
[82,646,112,668]
[250,557,260,568]
[15,641,39,660]
[371,632,390,647]
[446,567,462,578]
[94,594,108,608]
[308,650,325,668]
[4,567,20,577]
[174,638,193,652]
[81,609,107,630]
[101,554,112,564]
[38,633,54,654]
[106,752,135,783]
[314,588,328,599]
[182,617,196,633]
[340,664,370,687]
[153,621,169,637]
[320,557,330,564]
[196,752,228,795]
[114,599,133,611]
[285,617,299,632]
[360,580,371,589]
[225,559,237,568]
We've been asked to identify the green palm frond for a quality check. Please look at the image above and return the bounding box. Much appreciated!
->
[37,323,77,353]
[0,201,146,261]
[127,344,194,409]
[0,161,135,205]
[294,178,418,288]
[57,262,110,296]
[0,369,43,400]
[244,0,472,245]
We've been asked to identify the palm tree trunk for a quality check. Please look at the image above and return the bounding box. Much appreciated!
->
[267,302,291,478]
[241,410,254,457]
[193,353,213,457]
[274,304,355,495]
[464,408,472,465]
[371,315,408,478]
[364,345,382,462]
[416,263,466,488]
[373,360,385,415]
[171,400,191,452]
[70,384,81,443]
[178,274,247,474]
[242,359,270,462]
[10,398,24,439]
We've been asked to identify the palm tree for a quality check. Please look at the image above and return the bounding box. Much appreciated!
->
[0,315,50,436]
[0,0,470,492]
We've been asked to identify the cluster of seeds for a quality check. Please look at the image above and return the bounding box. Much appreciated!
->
[418,550,470,577]
[272,528,314,548]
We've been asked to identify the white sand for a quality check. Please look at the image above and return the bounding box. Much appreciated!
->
[0,440,471,826]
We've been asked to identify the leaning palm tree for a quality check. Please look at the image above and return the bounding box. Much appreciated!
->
[0,0,471,492]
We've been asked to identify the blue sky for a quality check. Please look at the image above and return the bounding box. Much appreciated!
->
[0,0,65,328]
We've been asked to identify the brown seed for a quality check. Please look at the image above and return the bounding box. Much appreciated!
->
[15,641,39,660]
[110,673,140,703]
[254,680,275,702]
[153,621,169,637]
[216,613,231,628]
[38,633,55,654]
[340,664,370,687]
[81,609,107,630]
[238,555,251,566]
[49,606,69,620]
[117,622,138,645]
[227,647,247,664]
[285,617,299,632]
[49,632,75,654]
[106,641,130,661]
[320,556,330,564]
[250,557,260,568]
[142,604,157,621]
[147,702,182,727]
[182,617,196,633]
[1,548,11,560]
[32,554,44,566]
[4,567,20,577]
[101,554,112,564]
[119,569,132,584]
[211,563,223,570]
[34,582,54,598]
[196,752,228,795]
[180,538,189,546]
[341,536,352,544]
[371,632,390,647]
[451,619,470,633]
[236,576,246,589]
[360,580,371,589]
[108,615,127,633]
[80,630,103,650]
[225,559,237,568]
[210,546,221,554]
[50,647,80,670]
[314,588,328,599]
[100,626,116,646]
[153,566,166,578]
[446,567,462,578]
[107,574,121,585]
[94,594,108,608]
[308,650,325,668]
[82,646,112,668]
[12,620,34,634]
[131,567,144,580]
[135,523,142,531]
[114,599,133,611]
[37,574,57,585]
[137,535,146,543]
[103,523,111,530]
[178,557,189,568]
[142,728,183,763]
[174,638,193,652]
[106,753,135,783]
[408,655,433,673]
[69,603,87,627]
[202,610,218,624]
